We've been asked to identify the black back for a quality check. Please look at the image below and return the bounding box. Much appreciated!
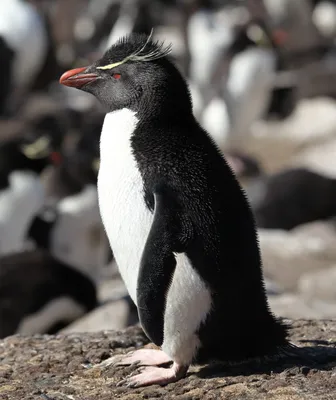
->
[0,37,14,117]
[253,168,336,230]
[132,112,289,361]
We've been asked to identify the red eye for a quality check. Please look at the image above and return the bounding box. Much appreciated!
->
[113,73,121,80]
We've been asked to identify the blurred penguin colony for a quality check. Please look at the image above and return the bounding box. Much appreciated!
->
[0,0,335,338]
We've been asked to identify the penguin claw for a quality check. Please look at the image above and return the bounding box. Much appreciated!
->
[116,378,128,387]
[94,355,123,368]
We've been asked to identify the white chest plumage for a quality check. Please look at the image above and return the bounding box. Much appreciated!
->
[98,109,153,304]
[0,170,45,255]
[0,0,48,88]
[50,184,109,281]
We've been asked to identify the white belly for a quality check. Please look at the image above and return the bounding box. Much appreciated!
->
[98,109,153,304]
[0,171,45,255]
[50,184,109,282]
[0,0,48,88]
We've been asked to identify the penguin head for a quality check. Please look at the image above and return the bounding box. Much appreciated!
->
[60,32,192,116]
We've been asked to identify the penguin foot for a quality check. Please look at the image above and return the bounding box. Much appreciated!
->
[98,349,172,368]
[117,362,189,388]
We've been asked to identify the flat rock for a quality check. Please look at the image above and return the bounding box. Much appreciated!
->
[289,137,336,178]
[97,275,128,304]
[60,299,138,334]
[259,220,336,291]
[1,321,336,399]
[269,294,336,319]
[242,98,336,174]
[299,265,336,303]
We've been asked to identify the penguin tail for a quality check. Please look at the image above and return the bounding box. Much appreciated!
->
[276,341,314,364]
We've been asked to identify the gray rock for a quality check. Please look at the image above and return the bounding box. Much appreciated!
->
[97,275,128,304]
[242,98,336,174]
[269,293,336,319]
[299,265,336,303]
[61,299,138,334]
[264,278,284,296]
[259,220,336,291]
[290,137,336,178]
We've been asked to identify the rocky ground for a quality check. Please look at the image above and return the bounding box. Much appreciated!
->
[1,320,336,399]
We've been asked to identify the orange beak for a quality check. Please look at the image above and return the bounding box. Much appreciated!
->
[59,67,98,88]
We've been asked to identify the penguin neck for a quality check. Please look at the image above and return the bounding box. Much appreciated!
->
[124,86,195,143]
[132,108,195,153]
[136,91,193,124]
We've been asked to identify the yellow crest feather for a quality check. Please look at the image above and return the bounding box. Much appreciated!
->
[96,60,125,71]
[20,135,51,159]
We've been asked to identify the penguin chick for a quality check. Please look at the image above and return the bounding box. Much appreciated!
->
[60,33,293,388]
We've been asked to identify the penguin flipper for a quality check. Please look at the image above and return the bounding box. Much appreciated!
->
[137,184,191,346]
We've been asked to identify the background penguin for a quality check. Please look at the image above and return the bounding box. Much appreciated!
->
[0,116,58,256]
[251,167,336,231]
[0,0,48,115]
[29,126,110,282]
[0,37,15,117]
[60,32,296,388]
[199,18,278,152]
[0,128,110,338]
[226,152,336,231]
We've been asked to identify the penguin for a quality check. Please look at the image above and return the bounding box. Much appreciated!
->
[41,111,103,200]
[29,125,110,282]
[311,0,336,40]
[60,32,295,388]
[0,122,53,256]
[0,37,15,116]
[199,17,278,151]
[0,0,48,115]
[0,101,68,256]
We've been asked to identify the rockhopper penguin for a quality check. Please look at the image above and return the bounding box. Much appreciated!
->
[60,32,295,388]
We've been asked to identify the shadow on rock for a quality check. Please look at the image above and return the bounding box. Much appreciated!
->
[196,344,336,379]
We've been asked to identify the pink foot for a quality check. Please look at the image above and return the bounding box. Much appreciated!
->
[117,362,189,388]
[98,349,172,368]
